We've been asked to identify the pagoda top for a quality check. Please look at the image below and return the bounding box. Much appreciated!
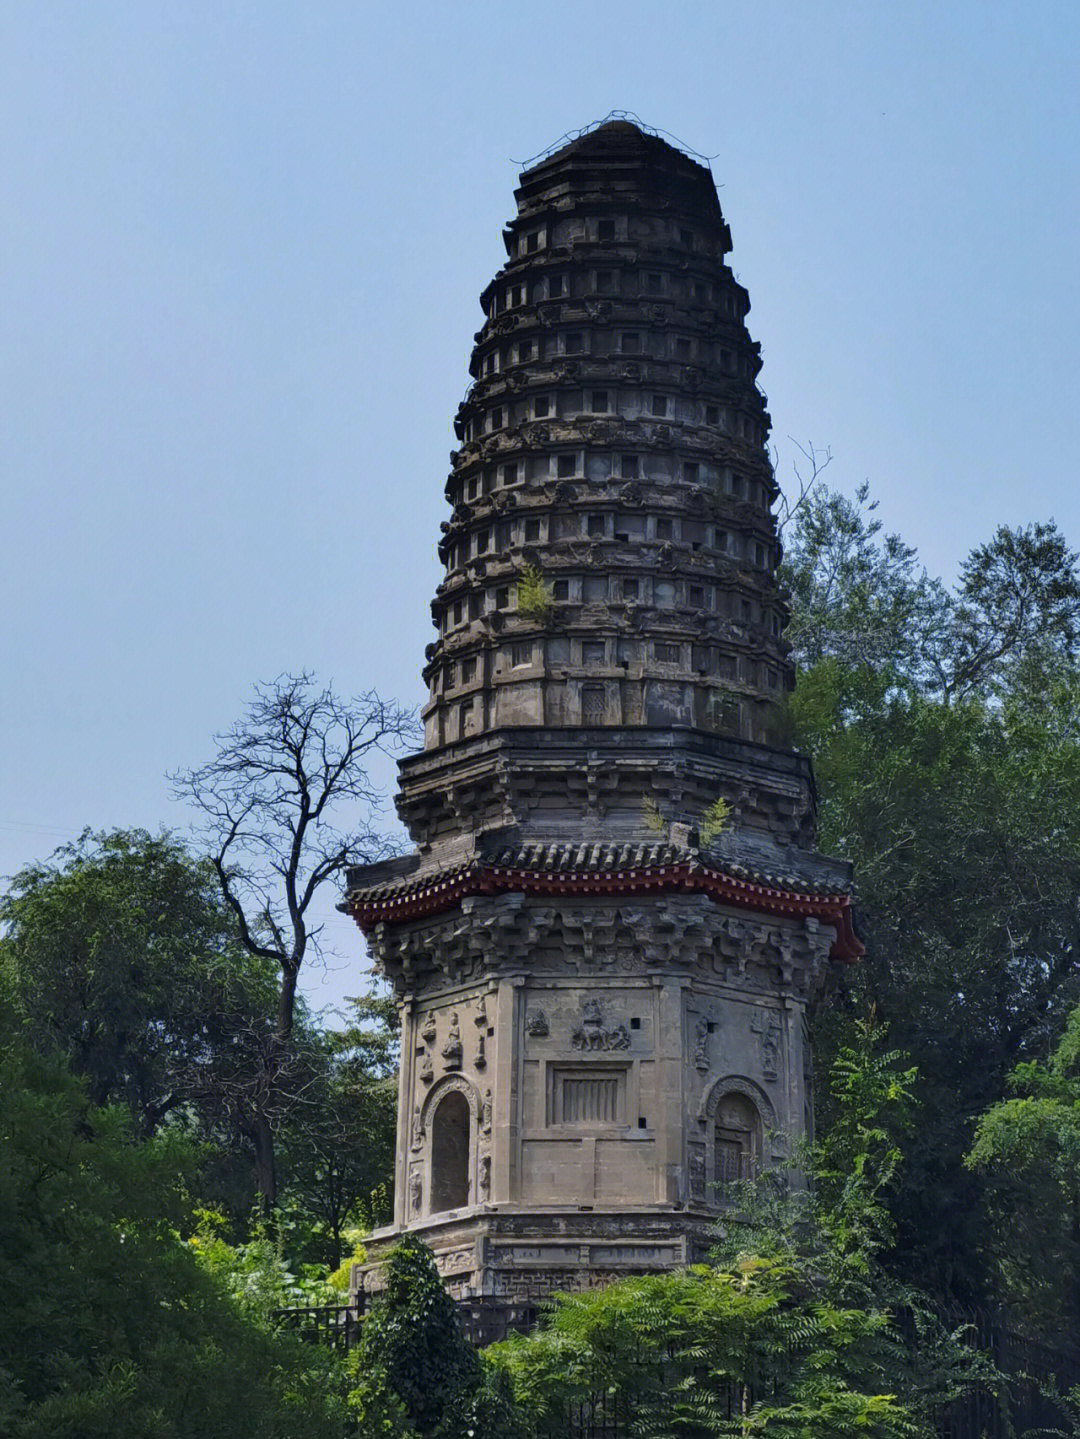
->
[517,112,716,173]
[514,113,723,229]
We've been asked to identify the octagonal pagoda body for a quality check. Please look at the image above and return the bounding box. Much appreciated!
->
[344,121,860,1302]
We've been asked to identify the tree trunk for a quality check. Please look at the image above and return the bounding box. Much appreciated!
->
[249,1109,277,1212]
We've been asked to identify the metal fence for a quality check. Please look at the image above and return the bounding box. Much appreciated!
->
[270,1295,1079,1437]
[271,1299,365,1352]
[931,1306,1080,1439]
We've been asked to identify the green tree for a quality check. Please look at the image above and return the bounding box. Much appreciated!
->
[781,481,948,684]
[782,482,1080,701]
[944,520,1080,701]
[968,1003,1080,1340]
[0,1026,347,1439]
[346,1234,481,1439]
[0,828,277,1140]
[278,992,399,1267]
[784,489,1080,1307]
[486,1262,924,1439]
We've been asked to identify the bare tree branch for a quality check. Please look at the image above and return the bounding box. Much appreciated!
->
[170,673,418,1206]
[774,438,833,539]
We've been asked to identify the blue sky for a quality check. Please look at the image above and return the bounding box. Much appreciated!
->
[3,2,1079,1014]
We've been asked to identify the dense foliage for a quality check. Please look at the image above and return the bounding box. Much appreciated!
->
[0,1028,347,1439]
[782,485,1080,1318]
[487,1263,922,1439]
[0,828,399,1255]
[968,1003,1080,1338]
[346,1234,483,1438]
[0,829,278,1138]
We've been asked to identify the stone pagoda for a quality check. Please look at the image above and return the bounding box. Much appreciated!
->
[343,119,861,1303]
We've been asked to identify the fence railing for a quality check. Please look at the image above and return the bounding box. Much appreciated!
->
[271,1299,365,1352]
[270,1294,1079,1437]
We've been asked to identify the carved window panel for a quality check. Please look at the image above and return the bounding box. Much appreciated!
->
[581,686,606,725]
[550,1066,626,1126]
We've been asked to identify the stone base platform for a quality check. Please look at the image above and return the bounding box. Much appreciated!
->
[350,1204,722,1303]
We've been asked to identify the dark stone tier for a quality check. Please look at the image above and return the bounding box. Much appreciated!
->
[422,121,790,754]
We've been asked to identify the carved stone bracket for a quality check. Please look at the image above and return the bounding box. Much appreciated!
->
[374,892,831,1000]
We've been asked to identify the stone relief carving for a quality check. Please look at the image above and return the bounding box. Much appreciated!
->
[409,1168,422,1213]
[476,1033,487,1069]
[441,1011,463,1070]
[688,1142,706,1200]
[435,1247,475,1276]
[693,1017,710,1072]
[410,1105,424,1152]
[478,1153,491,1201]
[474,994,487,1026]
[571,998,631,1052]
[420,1012,437,1044]
[699,1074,778,1139]
[525,1008,549,1037]
[762,1014,782,1080]
[481,1088,492,1135]
[419,1050,434,1085]
[751,1008,782,1080]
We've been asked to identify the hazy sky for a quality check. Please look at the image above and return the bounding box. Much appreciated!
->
[3,2,1079,1015]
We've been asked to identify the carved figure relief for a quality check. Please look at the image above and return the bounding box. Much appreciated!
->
[476,1032,487,1069]
[525,1008,549,1037]
[688,1143,706,1200]
[571,999,631,1052]
[478,1153,491,1201]
[474,995,487,1026]
[441,1011,463,1070]
[409,1168,422,1213]
[750,1007,782,1079]
[694,1017,710,1072]
[419,1051,434,1085]
[762,1017,782,1079]
[410,1105,424,1152]
[420,1012,437,1044]
[481,1087,492,1135]
[762,1013,783,1079]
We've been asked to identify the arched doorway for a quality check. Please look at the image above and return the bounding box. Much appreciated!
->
[430,1090,471,1212]
[714,1092,761,1187]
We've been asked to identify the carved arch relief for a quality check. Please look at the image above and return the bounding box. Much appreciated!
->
[694,1075,779,1206]
[412,1074,484,1220]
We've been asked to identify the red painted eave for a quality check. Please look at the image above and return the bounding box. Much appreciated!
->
[345,861,864,963]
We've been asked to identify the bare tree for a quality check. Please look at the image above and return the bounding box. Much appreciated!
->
[172,673,417,1205]
[773,438,833,539]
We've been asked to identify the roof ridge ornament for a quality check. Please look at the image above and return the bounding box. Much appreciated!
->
[512,110,719,172]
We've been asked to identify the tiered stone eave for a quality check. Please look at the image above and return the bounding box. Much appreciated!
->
[341,837,862,963]
[423,120,788,751]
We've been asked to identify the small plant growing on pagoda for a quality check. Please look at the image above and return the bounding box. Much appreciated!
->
[516,564,554,622]
[699,795,733,847]
[641,797,669,836]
